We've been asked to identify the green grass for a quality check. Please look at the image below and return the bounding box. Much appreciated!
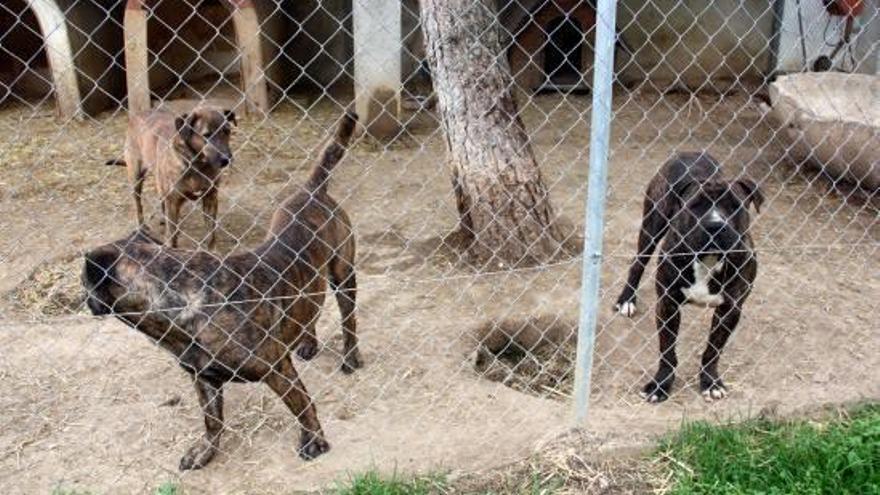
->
[333,471,446,495]
[51,490,93,495]
[657,405,880,495]
[154,482,180,495]
[51,481,179,495]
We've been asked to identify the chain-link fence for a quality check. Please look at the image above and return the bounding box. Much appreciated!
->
[1,0,878,492]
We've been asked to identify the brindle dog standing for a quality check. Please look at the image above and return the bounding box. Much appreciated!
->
[615,152,763,403]
[107,106,236,249]
[83,111,361,470]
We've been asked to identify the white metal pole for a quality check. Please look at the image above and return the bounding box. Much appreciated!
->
[573,0,618,423]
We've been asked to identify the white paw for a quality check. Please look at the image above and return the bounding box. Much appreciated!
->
[616,301,636,318]
[701,386,727,402]
[639,390,662,403]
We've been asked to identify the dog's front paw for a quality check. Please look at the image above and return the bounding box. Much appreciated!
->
[298,431,330,461]
[341,350,363,374]
[615,300,637,318]
[614,294,637,317]
[700,380,728,403]
[296,341,318,361]
[640,377,673,404]
[179,438,217,471]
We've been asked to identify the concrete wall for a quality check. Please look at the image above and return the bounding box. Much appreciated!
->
[496,0,776,90]
[615,0,776,88]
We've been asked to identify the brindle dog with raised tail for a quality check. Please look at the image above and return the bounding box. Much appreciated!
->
[615,152,763,403]
[107,106,236,249]
[83,111,361,470]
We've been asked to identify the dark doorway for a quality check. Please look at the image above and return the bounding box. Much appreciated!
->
[0,0,52,107]
[146,0,240,101]
[544,16,584,86]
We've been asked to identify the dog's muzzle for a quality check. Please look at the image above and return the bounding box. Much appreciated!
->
[703,222,739,252]
[85,291,111,316]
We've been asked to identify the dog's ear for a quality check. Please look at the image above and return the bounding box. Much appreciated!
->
[734,178,764,213]
[175,113,195,140]
[223,110,237,127]
[668,178,698,212]
[84,247,119,282]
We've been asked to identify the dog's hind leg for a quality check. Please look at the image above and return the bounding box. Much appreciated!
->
[179,377,224,470]
[124,137,146,226]
[164,196,183,248]
[127,162,146,226]
[616,195,671,317]
[292,281,325,361]
[263,357,330,460]
[330,261,361,374]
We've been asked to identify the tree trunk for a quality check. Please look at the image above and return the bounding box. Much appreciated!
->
[420,0,569,268]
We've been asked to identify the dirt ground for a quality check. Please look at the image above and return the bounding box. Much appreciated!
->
[0,88,878,494]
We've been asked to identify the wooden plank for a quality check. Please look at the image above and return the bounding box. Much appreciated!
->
[123,3,150,114]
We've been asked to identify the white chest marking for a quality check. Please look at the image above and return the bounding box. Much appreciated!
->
[176,291,205,324]
[682,255,724,307]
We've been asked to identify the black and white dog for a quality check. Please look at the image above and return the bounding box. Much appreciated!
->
[615,152,764,403]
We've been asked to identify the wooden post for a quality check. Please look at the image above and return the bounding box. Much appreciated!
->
[123,0,150,114]
[353,0,402,138]
[229,0,269,115]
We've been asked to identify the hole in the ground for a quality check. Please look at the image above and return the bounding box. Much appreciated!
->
[472,315,578,399]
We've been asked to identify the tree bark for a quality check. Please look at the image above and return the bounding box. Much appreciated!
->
[420,0,569,268]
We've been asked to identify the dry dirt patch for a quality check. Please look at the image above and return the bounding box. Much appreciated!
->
[0,89,877,493]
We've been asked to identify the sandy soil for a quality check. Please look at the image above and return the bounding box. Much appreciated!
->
[0,88,878,493]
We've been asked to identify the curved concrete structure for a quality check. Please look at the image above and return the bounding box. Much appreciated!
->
[123,0,268,115]
[23,0,82,118]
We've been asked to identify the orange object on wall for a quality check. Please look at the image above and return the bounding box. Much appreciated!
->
[823,0,864,17]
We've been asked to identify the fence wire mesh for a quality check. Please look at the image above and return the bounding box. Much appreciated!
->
[0,0,878,492]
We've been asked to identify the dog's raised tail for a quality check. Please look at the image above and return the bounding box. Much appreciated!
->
[305,109,358,195]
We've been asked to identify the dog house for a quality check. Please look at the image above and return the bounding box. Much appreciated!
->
[123,0,286,115]
[507,0,596,92]
[0,0,80,117]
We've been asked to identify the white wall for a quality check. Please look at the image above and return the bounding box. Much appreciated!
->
[353,0,401,137]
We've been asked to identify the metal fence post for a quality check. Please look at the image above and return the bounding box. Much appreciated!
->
[573,0,618,424]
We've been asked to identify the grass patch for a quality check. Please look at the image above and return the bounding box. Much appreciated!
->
[333,471,446,495]
[155,482,180,495]
[51,489,94,495]
[51,482,179,495]
[658,405,880,494]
